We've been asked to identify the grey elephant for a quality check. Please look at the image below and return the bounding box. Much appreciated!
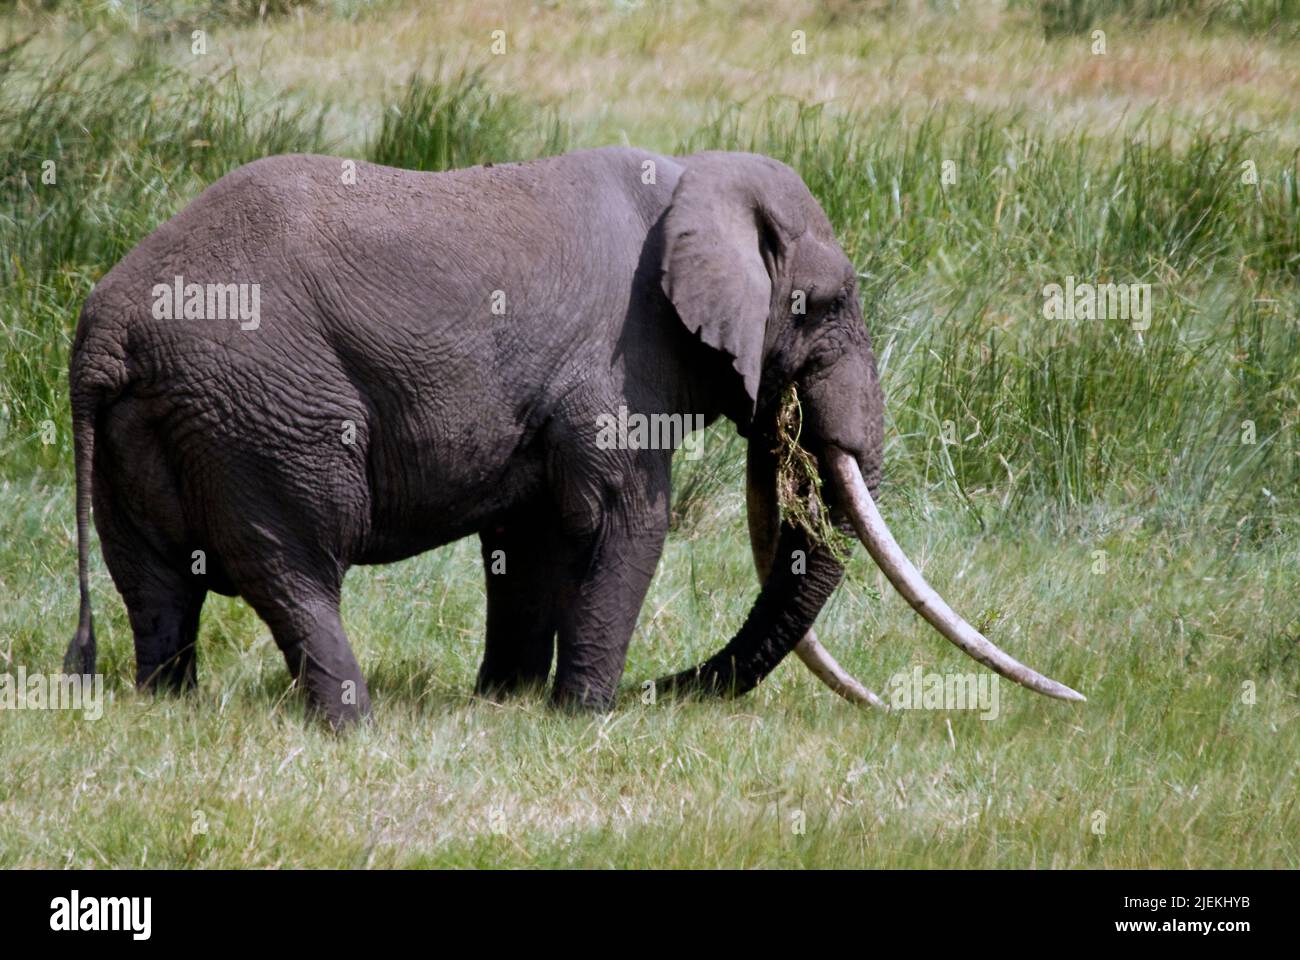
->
[65,146,1083,726]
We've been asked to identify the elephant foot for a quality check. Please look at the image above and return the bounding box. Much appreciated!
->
[285,645,372,731]
[305,687,370,731]
[474,665,551,702]
[549,680,616,713]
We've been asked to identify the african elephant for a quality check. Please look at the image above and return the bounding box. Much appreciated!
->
[64,146,1083,727]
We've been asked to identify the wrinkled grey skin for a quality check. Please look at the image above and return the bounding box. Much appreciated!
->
[65,147,884,727]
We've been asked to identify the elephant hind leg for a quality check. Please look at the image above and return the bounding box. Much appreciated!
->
[91,424,207,693]
[193,441,371,726]
[126,579,206,693]
[235,567,370,729]
[476,515,564,699]
[206,504,369,727]
[104,542,206,692]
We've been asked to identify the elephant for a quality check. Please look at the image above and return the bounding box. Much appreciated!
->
[64,146,1084,727]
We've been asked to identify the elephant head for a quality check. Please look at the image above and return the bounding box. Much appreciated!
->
[656,152,1084,706]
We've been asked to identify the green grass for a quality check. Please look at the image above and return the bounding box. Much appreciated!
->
[368,67,567,174]
[2,473,1296,867]
[0,1,1297,867]
[0,40,328,471]
[1018,0,1300,39]
[0,0,386,29]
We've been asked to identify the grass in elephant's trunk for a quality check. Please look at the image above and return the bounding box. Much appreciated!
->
[773,384,852,564]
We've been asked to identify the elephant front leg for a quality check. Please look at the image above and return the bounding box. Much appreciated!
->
[476,517,562,698]
[551,513,669,711]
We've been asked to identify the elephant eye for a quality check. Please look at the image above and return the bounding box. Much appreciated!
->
[794,285,850,326]
[825,288,852,318]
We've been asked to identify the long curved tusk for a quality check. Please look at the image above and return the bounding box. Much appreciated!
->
[793,633,887,708]
[747,443,885,708]
[825,447,1086,703]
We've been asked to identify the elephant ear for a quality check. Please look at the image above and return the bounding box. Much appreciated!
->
[660,154,794,420]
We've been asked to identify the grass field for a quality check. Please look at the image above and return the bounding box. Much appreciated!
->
[1,0,1297,868]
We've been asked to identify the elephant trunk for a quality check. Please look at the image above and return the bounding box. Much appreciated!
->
[655,438,856,699]
[656,519,845,698]
[746,440,885,707]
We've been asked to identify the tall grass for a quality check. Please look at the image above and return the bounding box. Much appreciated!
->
[368,68,567,173]
[2,37,1296,541]
[680,101,1300,535]
[0,0,385,28]
[0,40,328,471]
[1017,0,1300,37]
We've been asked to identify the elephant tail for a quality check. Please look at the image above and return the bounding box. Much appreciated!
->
[63,295,127,677]
[63,388,98,676]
